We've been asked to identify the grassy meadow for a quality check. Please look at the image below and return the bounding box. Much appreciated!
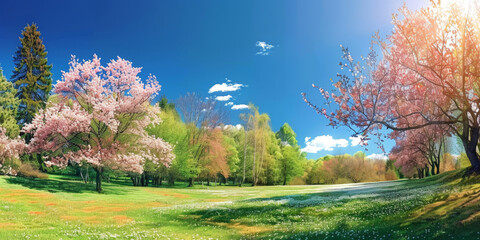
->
[0,171,479,239]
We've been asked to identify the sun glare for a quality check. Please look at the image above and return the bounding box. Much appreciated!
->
[441,0,480,16]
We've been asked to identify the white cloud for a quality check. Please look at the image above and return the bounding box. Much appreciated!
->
[231,104,249,110]
[301,135,349,153]
[215,95,232,101]
[223,124,243,130]
[225,102,234,106]
[209,83,244,93]
[349,135,367,147]
[256,41,274,55]
[367,153,388,161]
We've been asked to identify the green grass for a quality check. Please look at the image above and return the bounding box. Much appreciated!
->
[0,170,479,239]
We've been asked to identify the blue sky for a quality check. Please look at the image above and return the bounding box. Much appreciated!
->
[0,0,429,159]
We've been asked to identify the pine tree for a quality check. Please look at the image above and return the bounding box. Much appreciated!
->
[11,24,52,128]
[0,66,20,138]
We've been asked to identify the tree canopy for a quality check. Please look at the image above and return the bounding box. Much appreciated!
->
[303,1,480,174]
[11,24,52,128]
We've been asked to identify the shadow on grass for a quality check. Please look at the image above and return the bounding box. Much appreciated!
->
[160,197,384,239]
[166,172,480,239]
[5,176,133,195]
[107,177,248,189]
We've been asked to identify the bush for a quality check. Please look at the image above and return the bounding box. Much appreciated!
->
[289,176,306,185]
[385,169,399,181]
[18,164,48,179]
[335,178,351,184]
[0,158,21,175]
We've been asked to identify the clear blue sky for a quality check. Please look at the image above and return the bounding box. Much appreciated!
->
[0,0,428,159]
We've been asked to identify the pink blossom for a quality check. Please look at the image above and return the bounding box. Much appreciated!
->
[24,55,174,174]
[0,127,25,164]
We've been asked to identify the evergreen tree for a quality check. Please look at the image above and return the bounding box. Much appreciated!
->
[0,66,20,138]
[11,24,52,128]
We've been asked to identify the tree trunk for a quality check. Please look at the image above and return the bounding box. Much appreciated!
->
[207,178,210,186]
[283,177,287,186]
[131,176,141,186]
[80,167,89,184]
[241,125,247,187]
[465,147,480,173]
[252,130,257,187]
[188,178,194,187]
[462,129,480,173]
[140,174,145,186]
[95,168,103,193]
[255,141,266,186]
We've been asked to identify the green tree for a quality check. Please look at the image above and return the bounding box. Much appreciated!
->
[223,131,240,183]
[276,123,303,185]
[238,114,250,186]
[279,145,304,185]
[265,132,282,185]
[147,97,196,185]
[11,24,52,128]
[306,158,324,184]
[276,123,298,147]
[246,105,272,186]
[176,93,227,186]
[0,67,20,138]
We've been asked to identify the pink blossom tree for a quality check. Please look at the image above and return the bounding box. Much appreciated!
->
[0,127,25,174]
[389,126,447,178]
[23,55,174,192]
[389,141,428,179]
[303,2,480,173]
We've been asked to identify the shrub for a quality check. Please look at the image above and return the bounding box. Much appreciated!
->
[335,178,351,184]
[18,164,48,179]
[385,169,398,181]
[289,176,306,185]
[0,158,21,175]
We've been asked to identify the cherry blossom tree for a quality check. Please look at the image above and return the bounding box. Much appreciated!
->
[389,126,447,178]
[0,127,25,174]
[303,1,480,173]
[23,55,174,192]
